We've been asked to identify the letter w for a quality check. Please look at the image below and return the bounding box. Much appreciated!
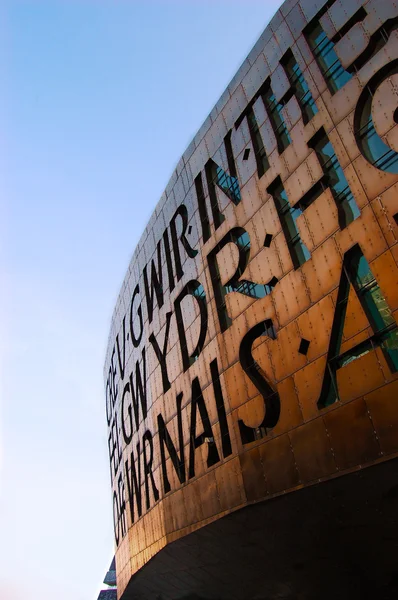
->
[125,443,142,524]
[129,348,147,430]
[143,240,164,323]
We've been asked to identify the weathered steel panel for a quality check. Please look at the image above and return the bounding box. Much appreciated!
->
[104,0,398,596]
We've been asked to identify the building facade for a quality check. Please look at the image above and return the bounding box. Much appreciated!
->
[104,0,398,598]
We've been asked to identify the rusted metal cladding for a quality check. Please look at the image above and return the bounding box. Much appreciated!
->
[104,0,398,594]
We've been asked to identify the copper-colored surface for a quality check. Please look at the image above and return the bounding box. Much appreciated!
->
[323,398,381,470]
[104,0,398,595]
[289,418,336,482]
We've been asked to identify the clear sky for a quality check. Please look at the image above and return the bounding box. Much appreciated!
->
[1,1,281,599]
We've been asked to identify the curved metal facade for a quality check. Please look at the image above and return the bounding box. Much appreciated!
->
[104,0,398,596]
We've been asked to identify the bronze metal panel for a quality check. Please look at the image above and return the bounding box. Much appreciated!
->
[238,174,263,222]
[373,346,398,388]
[372,75,398,139]
[370,184,398,247]
[264,146,290,186]
[308,58,328,96]
[323,398,381,470]
[214,456,246,512]
[352,154,398,201]
[336,111,361,163]
[303,189,339,250]
[285,4,307,40]
[335,25,369,70]
[365,380,398,456]
[342,163,369,209]
[293,355,327,421]
[271,63,290,102]
[369,249,398,312]
[268,320,307,381]
[256,197,283,237]
[321,77,362,125]
[283,95,302,130]
[282,120,312,175]
[303,95,334,141]
[244,294,276,331]
[339,327,372,357]
[335,204,388,264]
[258,433,300,494]
[104,2,398,593]
[296,292,336,361]
[327,127,350,169]
[252,339,277,387]
[271,268,311,327]
[274,20,295,56]
[273,375,304,435]
[237,394,268,430]
[295,35,313,68]
[239,446,268,501]
[341,284,370,341]
[284,152,323,207]
[391,244,398,266]
[197,471,223,521]
[386,122,398,155]
[170,489,189,531]
[247,246,284,287]
[272,230,295,275]
[301,237,342,305]
[224,362,255,411]
[289,418,336,482]
[182,479,205,526]
[336,349,385,404]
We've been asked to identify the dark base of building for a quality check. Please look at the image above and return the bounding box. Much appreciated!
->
[123,458,398,600]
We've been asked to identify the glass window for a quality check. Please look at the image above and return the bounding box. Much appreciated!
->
[347,19,397,72]
[345,251,398,372]
[311,131,360,228]
[282,51,318,123]
[208,228,277,332]
[206,159,241,210]
[215,165,241,204]
[319,245,398,407]
[269,179,311,269]
[356,83,398,174]
[306,22,352,94]
[195,173,211,243]
[247,108,269,178]
[262,85,291,153]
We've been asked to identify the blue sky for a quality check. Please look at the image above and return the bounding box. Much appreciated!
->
[1,1,280,599]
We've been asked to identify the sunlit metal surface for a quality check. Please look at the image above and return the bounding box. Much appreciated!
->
[104,0,398,598]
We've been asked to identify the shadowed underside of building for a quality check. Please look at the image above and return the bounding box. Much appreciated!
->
[104,0,398,598]
[123,459,398,600]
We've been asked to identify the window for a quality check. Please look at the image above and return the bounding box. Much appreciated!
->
[262,85,291,153]
[350,19,398,72]
[347,252,398,373]
[247,107,269,178]
[354,62,398,174]
[319,245,398,407]
[196,132,242,243]
[194,172,211,243]
[282,50,318,124]
[268,178,311,269]
[215,165,241,204]
[305,21,352,94]
[206,159,241,206]
[223,231,276,298]
[207,228,277,332]
[310,129,360,229]
[224,130,238,178]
